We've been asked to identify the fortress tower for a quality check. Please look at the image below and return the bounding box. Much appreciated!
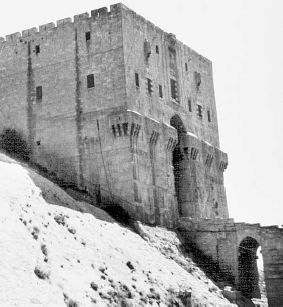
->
[0,3,228,226]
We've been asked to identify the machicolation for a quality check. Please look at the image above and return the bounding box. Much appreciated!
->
[0,3,282,305]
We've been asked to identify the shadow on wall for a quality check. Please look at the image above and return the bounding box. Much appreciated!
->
[35,146,78,185]
[175,228,236,287]
[0,128,31,162]
[238,236,261,299]
[170,114,187,217]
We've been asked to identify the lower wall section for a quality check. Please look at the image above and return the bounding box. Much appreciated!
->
[31,108,230,227]
[178,218,283,306]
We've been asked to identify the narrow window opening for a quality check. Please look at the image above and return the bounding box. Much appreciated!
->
[185,62,188,71]
[87,74,95,88]
[85,31,91,41]
[134,182,139,202]
[156,45,159,54]
[170,79,178,101]
[35,45,40,54]
[207,110,211,122]
[195,71,201,89]
[188,99,192,112]
[197,105,202,118]
[36,86,42,102]
[147,78,153,94]
[135,72,139,88]
[159,85,163,98]
[111,125,116,137]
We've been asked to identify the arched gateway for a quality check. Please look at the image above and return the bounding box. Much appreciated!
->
[170,114,188,217]
[178,219,283,306]
[238,236,261,298]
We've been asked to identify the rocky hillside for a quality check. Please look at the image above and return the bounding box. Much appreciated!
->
[0,152,235,306]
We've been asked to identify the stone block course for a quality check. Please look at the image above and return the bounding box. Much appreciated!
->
[179,219,283,305]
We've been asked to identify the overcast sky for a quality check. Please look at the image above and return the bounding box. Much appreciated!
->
[0,0,282,226]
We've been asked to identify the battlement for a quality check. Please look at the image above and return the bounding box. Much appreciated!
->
[0,2,210,65]
[0,3,124,44]
[0,2,224,226]
[120,4,210,65]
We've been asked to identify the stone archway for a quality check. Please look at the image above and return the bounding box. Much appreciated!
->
[238,236,261,299]
[170,115,188,217]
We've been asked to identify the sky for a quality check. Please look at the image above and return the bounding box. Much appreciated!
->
[0,0,282,226]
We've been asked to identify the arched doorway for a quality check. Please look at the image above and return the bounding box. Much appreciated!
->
[170,115,187,217]
[238,236,261,299]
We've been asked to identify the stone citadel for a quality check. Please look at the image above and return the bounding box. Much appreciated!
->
[0,3,282,305]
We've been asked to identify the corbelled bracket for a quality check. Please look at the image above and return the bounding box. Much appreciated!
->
[167,137,177,151]
[205,154,214,167]
[149,130,159,145]
[111,122,129,137]
[130,123,141,138]
[219,160,228,172]
[111,122,140,138]
[190,147,199,160]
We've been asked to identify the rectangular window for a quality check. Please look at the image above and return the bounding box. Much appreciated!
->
[85,31,91,41]
[185,62,188,71]
[87,74,95,88]
[170,79,178,101]
[156,45,159,54]
[207,110,211,122]
[35,45,40,54]
[195,71,201,89]
[36,86,42,102]
[159,85,163,98]
[147,78,153,94]
[188,99,192,112]
[197,105,202,118]
[135,72,139,88]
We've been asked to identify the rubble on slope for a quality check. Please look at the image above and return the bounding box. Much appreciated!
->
[0,153,234,306]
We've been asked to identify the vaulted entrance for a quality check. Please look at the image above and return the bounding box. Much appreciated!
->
[238,236,261,299]
[170,115,188,217]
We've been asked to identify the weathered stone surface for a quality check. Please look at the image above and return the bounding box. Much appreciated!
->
[0,3,281,305]
[0,3,228,227]
[179,218,283,306]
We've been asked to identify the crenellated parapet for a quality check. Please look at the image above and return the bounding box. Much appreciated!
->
[0,3,123,45]
[121,4,210,65]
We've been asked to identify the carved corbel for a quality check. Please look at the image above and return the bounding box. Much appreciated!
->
[219,161,228,172]
[167,137,177,151]
[205,154,214,167]
[149,130,159,145]
[190,147,199,160]
[130,123,141,138]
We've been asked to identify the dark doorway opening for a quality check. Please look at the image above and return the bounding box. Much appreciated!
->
[238,236,261,299]
[170,115,187,216]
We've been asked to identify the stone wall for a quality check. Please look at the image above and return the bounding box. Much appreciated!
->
[0,5,128,187]
[179,218,283,306]
[118,4,229,221]
[0,3,229,225]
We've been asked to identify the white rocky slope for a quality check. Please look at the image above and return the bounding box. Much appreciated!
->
[0,153,234,306]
